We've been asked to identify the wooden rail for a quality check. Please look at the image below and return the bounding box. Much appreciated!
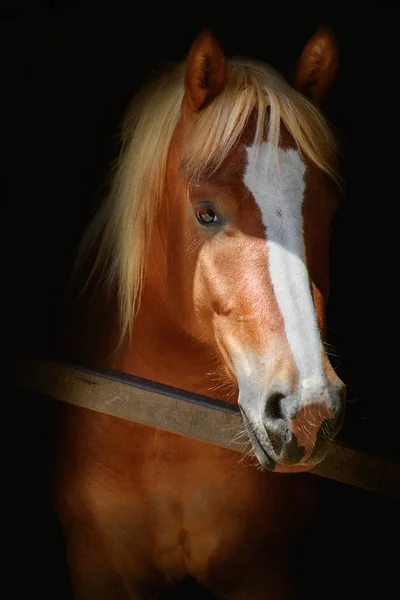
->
[1,353,399,499]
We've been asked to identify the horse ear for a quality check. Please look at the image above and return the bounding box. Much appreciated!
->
[184,28,226,114]
[294,25,338,105]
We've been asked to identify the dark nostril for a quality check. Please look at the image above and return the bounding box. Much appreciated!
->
[262,391,304,461]
[266,392,286,421]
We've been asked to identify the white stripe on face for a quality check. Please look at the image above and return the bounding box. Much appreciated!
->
[243,142,328,397]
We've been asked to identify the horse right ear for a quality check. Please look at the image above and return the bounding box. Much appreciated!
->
[184,28,227,115]
[294,25,338,106]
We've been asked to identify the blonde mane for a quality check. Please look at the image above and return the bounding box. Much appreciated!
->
[76,57,340,341]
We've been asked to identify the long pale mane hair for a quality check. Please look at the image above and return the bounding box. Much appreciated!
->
[75,57,340,342]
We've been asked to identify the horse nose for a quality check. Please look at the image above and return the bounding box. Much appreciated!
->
[262,382,346,464]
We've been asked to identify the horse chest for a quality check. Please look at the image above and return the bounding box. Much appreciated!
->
[124,429,315,578]
[54,405,316,596]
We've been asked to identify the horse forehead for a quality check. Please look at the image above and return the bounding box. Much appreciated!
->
[244,141,306,193]
[208,123,300,192]
[240,142,307,267]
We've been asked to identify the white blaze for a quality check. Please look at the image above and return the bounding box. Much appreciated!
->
[243,142,326,392]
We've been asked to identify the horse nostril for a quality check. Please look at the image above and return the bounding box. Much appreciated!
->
[265,392,286,421]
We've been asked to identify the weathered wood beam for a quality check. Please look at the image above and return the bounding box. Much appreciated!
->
[2,353,399,499]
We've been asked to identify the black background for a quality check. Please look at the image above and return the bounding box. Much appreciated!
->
[2,2,400,599]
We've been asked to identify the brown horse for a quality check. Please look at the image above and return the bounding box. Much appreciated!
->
[54,26,346,599]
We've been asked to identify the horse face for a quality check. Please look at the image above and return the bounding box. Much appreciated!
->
[177,27,345,471]
[187,134,344,470]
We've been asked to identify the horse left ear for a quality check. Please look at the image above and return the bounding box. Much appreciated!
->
[294,25,338,105]
[184,28,227,114]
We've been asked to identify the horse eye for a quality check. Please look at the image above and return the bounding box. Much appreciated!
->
[196,207,219,225]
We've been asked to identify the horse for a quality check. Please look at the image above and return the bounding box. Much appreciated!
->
[53,25,346,599]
